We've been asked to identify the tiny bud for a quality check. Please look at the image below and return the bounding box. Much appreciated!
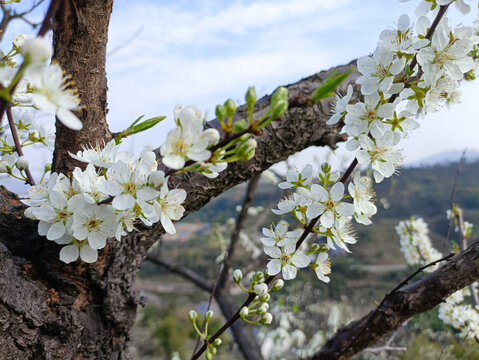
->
[260,293,271,302]
[205,309,214,321]
[224,98,236,119]
[215,104,226,122]
[252,271,264,283]
[254,283,268,297]
[240,306,249,318]
[245,86,257,111]
[211,347,217,355]
[233,119,248,133]
[271,86,288,105]
[16,156,29,170]
[270,99,288,119]
[309,243,320,253]
[188,310,197,322]
[44,163,52,172]
[261,313,273,325]
[321,162,331,174]
[202,128,220,147]
[271,279,284,291]
[214,338,222,346]
[13,33,27,49]
[205,352,213,360]
[257,303,269,315]
[233,269,243,283]
[21,37,52,65]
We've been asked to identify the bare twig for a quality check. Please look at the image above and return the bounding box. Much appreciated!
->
[107,26,144,58]
[191,260,224,356]
[363,319,410,354]
[443,149,467,253]
[6,105,35,185]
[217,174,261,289]
[145,255,212,292]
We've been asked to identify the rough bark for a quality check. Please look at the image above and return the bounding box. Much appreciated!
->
[51,0,113,174]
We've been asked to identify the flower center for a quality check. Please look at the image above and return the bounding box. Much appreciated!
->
[57,209,70,221]
[174,138,188,156]
[325,200,336,211]
[86,218,101,231]
[280,254,291,264]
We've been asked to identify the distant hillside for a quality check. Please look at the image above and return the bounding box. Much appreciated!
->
[407,149,479,168]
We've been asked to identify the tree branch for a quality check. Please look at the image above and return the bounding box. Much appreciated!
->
[217,174,261,289]
[307,244,479,359]
[145,254,212,293]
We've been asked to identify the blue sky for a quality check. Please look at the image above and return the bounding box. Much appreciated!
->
[2,0,479,191]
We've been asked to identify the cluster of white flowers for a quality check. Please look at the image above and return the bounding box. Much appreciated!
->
[329,7,479,184]
[439,287,479,340]
[267,164,377,282]
[23,140,186,263]
[233,270,284,326]
[160,105,225,177]
[396,217,443,271]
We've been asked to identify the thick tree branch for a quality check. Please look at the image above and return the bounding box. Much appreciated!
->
[309,243,479,359]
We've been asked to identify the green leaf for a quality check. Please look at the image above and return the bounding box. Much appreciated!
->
[310,67,355,102]
[114,115,166,144]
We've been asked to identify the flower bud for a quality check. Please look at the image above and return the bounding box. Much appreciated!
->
[206,352,213,360]
[224,99,236,119]
[44,163,52,172]
[270,99,288,119]
[233,269,243,283]
[202,128,220,147]
[205,309,214,322]
[271,86,288,105]
[214,338,222,346]
[260,293,271,303]
[188,310,197,322]
[13,33,27,49]
[261,312,273,325]
[257,303,269,315]
[16,156,29,170]
[252,271,264,283]
[245,86,257,112]
[215,104,226,122]
[240,306,249,318]
[211,347,217,355]
[271,279,284,291]
[254,283,268,297]
[233,119,248,133]
[21,37,52,65]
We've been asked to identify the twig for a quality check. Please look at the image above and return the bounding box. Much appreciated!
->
[36,0,62,36]
[363,318,410,354]
[0,0,62,130]
[107,26,144,58]
[6,105,35,185]
[217,174,261,289]
[191,260,224,357]
[379,253,454,308]
[443,149,467,253]
[145,255,212,292]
